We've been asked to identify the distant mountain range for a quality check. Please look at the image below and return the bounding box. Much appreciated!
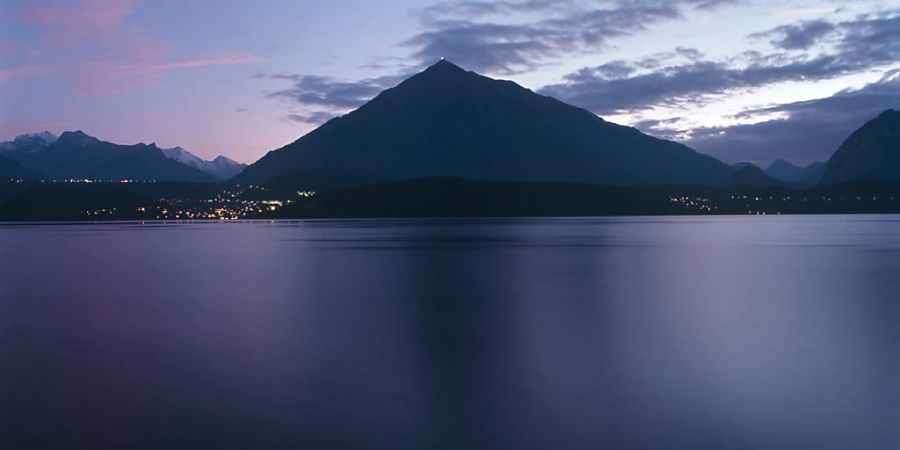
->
[159,146,246,180]
[765,160,826,186]
[728,165,785,189]
[0,131,245,181]
[822,109,900,184]
[235,60,733,187]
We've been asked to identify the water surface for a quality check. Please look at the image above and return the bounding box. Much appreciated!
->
[2,216,899,449]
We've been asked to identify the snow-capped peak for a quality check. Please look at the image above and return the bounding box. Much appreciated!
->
[1,131,59,153]
[160,146,246,180]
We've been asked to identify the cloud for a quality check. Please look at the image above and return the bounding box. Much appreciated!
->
[749,20,836,50]
[74,49,262,94]
[0,64,43,84]
[539,10,900,115]
[416,0,571,20]
[263,73,407,124]
[3,0,260,93]
[285,112,339,125]
[266,73,402,108]
[689,0,740,10]
[405,0,740,74]
[15,0,140,44]
[540,54,855,115]
[678,72,900,163]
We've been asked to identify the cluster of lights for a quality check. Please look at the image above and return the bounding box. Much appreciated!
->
[82,208,118,217]
[44,179,158,184]
[139,186,291,220]
[669,196,717,213]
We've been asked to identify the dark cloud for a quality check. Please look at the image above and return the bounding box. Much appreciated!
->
[406,1,742,73]
[417,0,571,20]
[262,73,407,124]
[265,73,403,108]
[540,55,858,114]
[539,10,900,115]
[749,20,836,50]
[689,0,740,10]
[675,46,704,60]
[750,11,900,54]
[285,111,338,125]
[681,72,900,164]
[834,11,900,68]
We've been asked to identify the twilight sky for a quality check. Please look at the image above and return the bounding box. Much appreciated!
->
[1,0,898,165]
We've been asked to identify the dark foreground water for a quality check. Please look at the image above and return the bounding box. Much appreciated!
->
[2,216,899,449]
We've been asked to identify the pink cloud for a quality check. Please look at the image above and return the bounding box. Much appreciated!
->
[74,47,263,94]
[0,65,44,84]
[4,0,262,94]
[1,41,29,58]
[17,0,140,44]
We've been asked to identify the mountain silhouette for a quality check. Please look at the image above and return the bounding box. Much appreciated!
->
[235,60,732,186]
[1,131,215,182]
[821,109,900,184]
[728,164,785,188]
[765,159,825,187]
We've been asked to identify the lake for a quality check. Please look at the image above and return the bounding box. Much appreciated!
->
[2,216,899,449]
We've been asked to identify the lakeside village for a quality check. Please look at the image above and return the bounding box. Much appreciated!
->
[89,185,298,220]
[4,178,315,220]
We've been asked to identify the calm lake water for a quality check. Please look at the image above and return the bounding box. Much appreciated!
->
[2,216,899,449]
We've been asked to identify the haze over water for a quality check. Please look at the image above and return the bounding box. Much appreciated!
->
[2,217,899,449]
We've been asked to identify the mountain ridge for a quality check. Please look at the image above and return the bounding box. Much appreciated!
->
[822,109,900,184]
[765,159,825,186]
[159,146,246,180]
[1,131,215,182]
[0,131,246,181]
[728,164,785,188]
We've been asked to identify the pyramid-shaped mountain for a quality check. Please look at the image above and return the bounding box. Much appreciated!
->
[236,60,732,186]
[821,109,900,184]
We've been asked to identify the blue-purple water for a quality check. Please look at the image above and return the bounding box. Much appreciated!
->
[2,216,899,449]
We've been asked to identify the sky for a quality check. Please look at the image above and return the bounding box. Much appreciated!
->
[0,0,898,165]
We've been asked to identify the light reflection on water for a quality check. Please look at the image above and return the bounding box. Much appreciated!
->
[1,216,899,449]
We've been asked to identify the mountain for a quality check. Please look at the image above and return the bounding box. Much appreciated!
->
[821,109,900,184]
[236,60,733,187]
[160,146,246,180]
[2,131,215,182]
[765,159,825,186]
[727,164,785,188]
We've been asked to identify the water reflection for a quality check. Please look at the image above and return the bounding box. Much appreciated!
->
[1,217,899,449]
